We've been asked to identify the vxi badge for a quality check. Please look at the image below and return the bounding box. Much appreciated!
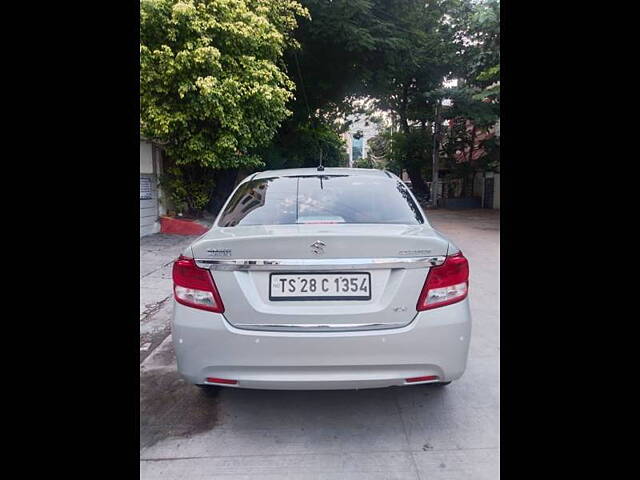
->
[207,249,232,257]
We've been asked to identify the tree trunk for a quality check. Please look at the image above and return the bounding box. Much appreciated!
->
[398,84,429,195]
[465,125,477,197]
[407,165,428,195]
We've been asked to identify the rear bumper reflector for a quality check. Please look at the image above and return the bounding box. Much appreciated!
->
[405,375,439,383]
[206,377,238,385]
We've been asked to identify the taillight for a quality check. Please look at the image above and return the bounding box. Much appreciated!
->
[172,255,224,313]
[417,252,469,311]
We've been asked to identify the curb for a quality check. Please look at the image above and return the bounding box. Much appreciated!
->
[160,216,209,235]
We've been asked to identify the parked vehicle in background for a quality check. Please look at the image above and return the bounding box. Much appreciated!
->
[172,168,471,391]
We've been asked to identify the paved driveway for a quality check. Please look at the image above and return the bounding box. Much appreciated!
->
[140,209,500,479]
[140,233,199,362]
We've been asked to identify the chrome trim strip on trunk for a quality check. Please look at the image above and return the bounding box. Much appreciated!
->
[230,322,410,332]
[194,256,445,271]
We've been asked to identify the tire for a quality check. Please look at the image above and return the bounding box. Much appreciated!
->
[196,384,221,397]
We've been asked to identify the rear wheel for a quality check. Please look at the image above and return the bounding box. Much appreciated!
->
[196,384,220,397]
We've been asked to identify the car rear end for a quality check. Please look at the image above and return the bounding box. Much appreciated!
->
[171,169,471,390]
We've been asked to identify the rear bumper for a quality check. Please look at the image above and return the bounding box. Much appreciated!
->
[171,299,471,390]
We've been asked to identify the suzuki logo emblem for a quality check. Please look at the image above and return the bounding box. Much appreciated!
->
[310,240,326,255]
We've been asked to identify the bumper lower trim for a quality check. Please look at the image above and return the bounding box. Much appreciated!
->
[230,321,410,332]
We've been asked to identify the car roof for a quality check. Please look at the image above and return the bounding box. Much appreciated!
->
[251,167,394,180]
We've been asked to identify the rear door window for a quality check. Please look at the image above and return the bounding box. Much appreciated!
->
[217,175,424,227]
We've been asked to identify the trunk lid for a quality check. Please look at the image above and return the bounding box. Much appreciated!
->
[191,224,449,331]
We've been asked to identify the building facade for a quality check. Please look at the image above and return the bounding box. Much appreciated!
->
[341,104,390,167]
[140,139,166,237]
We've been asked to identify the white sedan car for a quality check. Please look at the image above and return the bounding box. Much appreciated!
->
[172,168,471,391]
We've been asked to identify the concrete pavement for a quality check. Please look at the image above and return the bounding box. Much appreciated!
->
[139,209,500,479]
[140,233,200,363]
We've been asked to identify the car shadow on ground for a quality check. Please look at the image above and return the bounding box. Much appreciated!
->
[140,364,450,451]
[140,368,221,450]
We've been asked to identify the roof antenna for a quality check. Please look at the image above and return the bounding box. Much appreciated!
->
[317,146,324,171]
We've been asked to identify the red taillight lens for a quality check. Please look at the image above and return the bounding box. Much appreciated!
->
[417,252,469,311]
[172,255,224,313]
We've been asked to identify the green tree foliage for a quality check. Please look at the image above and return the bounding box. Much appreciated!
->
[140,0,308,213]
[159,163,217,214]
[354,0,500,198]
[140,0,500,212]
[376,127,433,188]
[351,0,500,197]
[452,0,500,91]
[353,0,458,192]
[263,0,460,173]
[260,119,347,169]
[257,0,380,170]
[442,87,498,128]
[438,0,500,197]
[438,87,499,197]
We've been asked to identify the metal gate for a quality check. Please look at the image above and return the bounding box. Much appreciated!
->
[140,173,158,236]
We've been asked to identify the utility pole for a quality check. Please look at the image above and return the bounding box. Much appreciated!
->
[317,144,324,171]
[431,100,441,207]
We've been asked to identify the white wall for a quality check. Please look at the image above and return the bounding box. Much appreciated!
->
[140,140,160,237]
[342,132,353,167]
[140,141,154,174]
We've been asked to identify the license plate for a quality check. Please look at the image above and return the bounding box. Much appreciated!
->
[269,272,371,301]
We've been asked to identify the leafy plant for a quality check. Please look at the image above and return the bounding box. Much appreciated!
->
[141,0,308,213]
[259,117,348,169]
[159,163,217,216]
[354,157,374,169]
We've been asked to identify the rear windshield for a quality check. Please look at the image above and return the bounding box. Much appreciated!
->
[217,175,424,227]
